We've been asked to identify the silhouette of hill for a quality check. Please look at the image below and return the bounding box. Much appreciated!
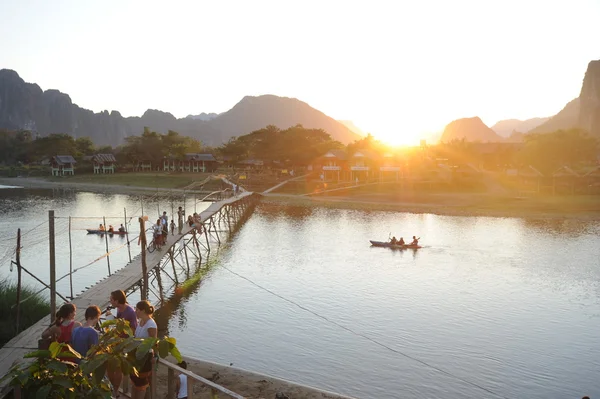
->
[0,70,360,146]
[338,120,365,136]
[528,98,580,134]
[440,117,504,142]
[491,117,550,137]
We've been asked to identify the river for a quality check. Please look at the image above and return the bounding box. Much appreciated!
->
[1,188,599,398]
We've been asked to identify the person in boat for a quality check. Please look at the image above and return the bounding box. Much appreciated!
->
[410,236,419,246]
[398,237,405,245]
[118,224,126,233]
[390,236,397,245]
[108,225,114,233]
[99,224,105,232]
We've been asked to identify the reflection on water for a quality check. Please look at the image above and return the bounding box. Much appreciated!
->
[168,203,600,399]
[0,189,209,299]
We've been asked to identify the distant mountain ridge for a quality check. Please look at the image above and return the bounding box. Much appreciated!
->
[338,120,365,136]
[440,117,504,142]
[186,112,219,121]
[491,117,550,137]
[0,69,360,146]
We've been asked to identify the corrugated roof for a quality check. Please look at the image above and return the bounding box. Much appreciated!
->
[519,165,544,177]
[185,153,216,161]
[93,154,116,163]
[552,166,580,178]
[53,155,77,165]
[323,150,347,160]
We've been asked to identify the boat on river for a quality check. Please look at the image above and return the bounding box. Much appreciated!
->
[86,229,127,235]
[369,240,421,249]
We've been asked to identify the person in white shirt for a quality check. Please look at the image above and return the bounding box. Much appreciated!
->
[175,361,189,399]
[130,300,158,399]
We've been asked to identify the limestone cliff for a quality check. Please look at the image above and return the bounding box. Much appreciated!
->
[440,117,504,142]
[0,69,360,146]
[579,60,600,137]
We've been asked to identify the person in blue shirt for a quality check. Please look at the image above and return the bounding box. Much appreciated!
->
[71,305,101,362]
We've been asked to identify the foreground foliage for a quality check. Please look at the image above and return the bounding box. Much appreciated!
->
[0,281,50,348]
[1,318,182,398]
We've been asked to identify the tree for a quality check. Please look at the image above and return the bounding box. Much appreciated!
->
[518,129,598,174]
[75,137,96,156]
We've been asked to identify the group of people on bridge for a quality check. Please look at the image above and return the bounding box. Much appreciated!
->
[41,290,166,399]
[150,206,203,251]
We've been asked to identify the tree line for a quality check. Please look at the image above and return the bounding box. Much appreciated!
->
[1,126,597,174]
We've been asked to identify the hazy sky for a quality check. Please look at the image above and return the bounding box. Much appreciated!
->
[1,0,599,144]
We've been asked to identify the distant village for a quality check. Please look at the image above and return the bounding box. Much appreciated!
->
[0,125,599,196]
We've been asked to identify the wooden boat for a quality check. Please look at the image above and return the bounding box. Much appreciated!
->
[86,229,127,235]
[369,240,421,249]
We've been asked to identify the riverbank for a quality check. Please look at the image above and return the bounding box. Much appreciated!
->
[2,176,599,220]
[262,192,600,220]
[155,356,356,399]
[0,176,212,194]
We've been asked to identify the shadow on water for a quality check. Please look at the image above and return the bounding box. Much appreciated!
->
[154,253,223,337]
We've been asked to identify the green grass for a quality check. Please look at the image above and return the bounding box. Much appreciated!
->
[0,281,50,348]
[45,172,215,189]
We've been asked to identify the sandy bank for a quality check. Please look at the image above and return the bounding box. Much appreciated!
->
[154,356,356,399]
[262,193,600,221]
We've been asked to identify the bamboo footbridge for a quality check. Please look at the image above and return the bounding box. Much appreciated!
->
[0,191,260,398]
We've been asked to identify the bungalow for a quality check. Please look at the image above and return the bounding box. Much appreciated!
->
[51,155,76,176]
[584,166,600,194]
[506,165,544,193]
[134,159,154,172]
[317,150,348,181]
[184,153,218,173]
[552,166,581,195]
[349,150,377,183]
[92,154,117,174]
[379,153,402,181]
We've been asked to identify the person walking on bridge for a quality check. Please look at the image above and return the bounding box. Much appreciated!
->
[177,206,184,234]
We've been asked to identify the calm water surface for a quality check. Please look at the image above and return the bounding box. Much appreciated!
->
[1,188,599,398]
[166,203,600,399]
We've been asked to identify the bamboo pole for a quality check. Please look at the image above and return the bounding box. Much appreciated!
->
[68,216,73,299]
[103,216,111,276]
[15,228,21,333]
[124,207,132,262]
[139,217,148,300]
[49,210,56,323]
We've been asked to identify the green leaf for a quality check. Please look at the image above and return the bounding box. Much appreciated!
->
[36,385,51,399]
[136,338,157,361]
[93,361,107,386]
[46,360,68,373]
[158,340,169,358]
[24,350,51,359]
[52,376,74,389]
[163,336,177,346]
[81,353,109,375]
[169,346,182,363]
[107,357,120,373]
[49,341,62,358]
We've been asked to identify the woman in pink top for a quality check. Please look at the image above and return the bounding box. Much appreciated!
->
[41,303,81,344]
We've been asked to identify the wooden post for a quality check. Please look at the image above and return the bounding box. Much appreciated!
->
[125,208,132,262]
[15,228,22,333]
[188,374,194,399]
[167,368,175,399]
[139,217,148,300]
[150,365,158,398]
[103,216,111,276]
[49,210,56,323]
[68,216,73,299]
[169,249,179,285]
